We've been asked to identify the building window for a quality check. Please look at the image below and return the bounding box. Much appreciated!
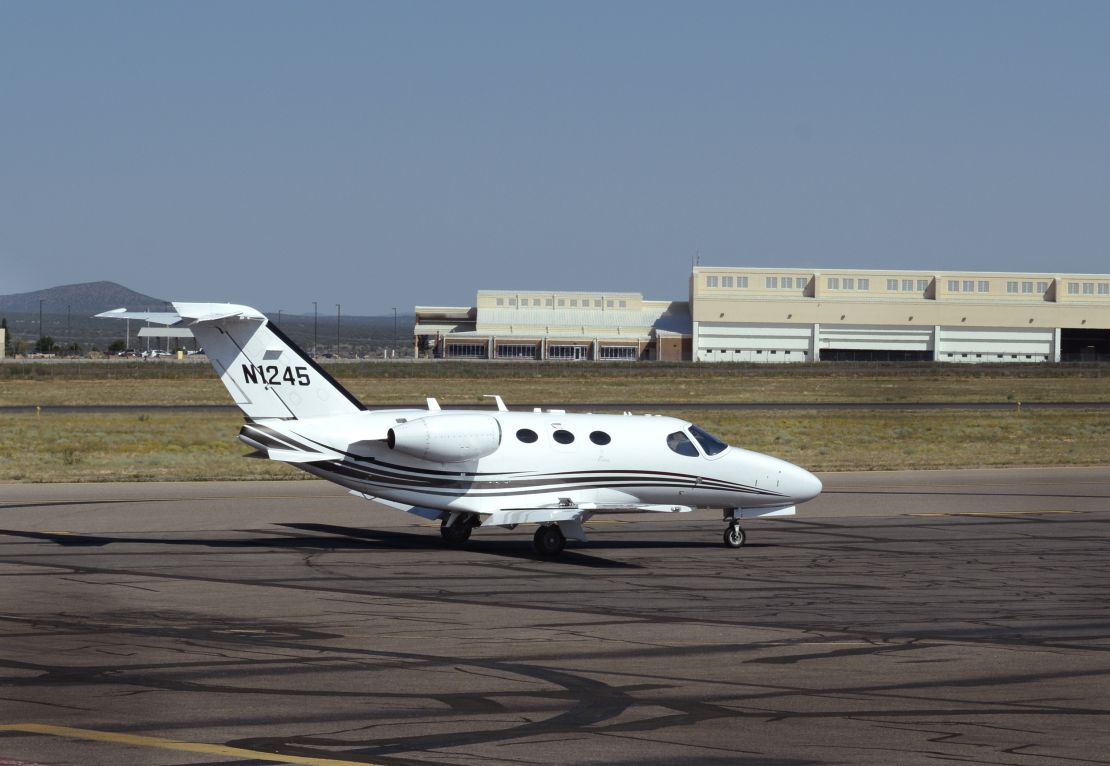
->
[858,278,869,290]
[619,300,627,307]
[600,346,637,360]
[721,276,733,288]
[706,276,718,288]
[497,344,537,359]
[1022,281,1033,293]
[766,276,778,289]
[592,299,601,308]
[978,281,990,293]
[1100,283,1109,295]
[570,299,578,307]
[606,300,614,308]
[533,298,541,306]
[917,279,929,292]
[962,280,974,293]
[782,276,793,289]
[903,279,914,292]
[549,345,587,360]
[508,298,517,306]
[557,298,565,307]
[1036,282,1048,293]
[1068,282,1079,295]
[1007,281,1019,293]
[843,278,854,290]
[948,280,960,292]
[827,277,839,290]
[545,298,553,306]
[496,298,504,306]
[1083,282,1095,295]
[447,343,486,358]
[888,279,899,291]
[738,276,749,288]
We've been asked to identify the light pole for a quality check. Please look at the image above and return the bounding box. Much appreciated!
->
[277,309,282,327]
[38,299,43,350]
[312,301,318,358]
[392,307,397,349]
[336,303,341,357]
[66,304,71,352]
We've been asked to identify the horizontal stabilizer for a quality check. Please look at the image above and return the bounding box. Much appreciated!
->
[95,308,181,325]
[260,448,341,464]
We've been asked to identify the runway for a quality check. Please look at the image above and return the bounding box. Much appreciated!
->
[1,468,1108,765]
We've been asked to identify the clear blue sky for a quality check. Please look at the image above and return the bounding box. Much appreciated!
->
[2,1,1108,314]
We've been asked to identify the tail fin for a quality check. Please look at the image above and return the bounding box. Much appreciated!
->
[97,303,364,420]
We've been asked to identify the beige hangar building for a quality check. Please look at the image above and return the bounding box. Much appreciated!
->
[415,290,691,361]
[693,267,1110,363]
[415,267,1110,363]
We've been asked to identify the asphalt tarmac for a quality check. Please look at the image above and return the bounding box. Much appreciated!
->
[1,467,1108,765]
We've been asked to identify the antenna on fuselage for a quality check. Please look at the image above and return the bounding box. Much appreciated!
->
[426,397,441,411]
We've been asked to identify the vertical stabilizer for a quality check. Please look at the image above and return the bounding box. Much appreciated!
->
[97,303,364,420]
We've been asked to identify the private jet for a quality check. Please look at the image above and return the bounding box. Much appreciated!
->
[98,303,823,556]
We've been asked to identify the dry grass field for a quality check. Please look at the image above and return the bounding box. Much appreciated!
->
[3,407,1108,483]
[2,360,1109,406]
[2,361,1107,482]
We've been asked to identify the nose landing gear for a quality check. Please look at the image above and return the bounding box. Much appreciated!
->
[723,508,746,548]
[723,523,746,548]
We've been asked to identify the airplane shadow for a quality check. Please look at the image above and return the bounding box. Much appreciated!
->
[0,524,737,569]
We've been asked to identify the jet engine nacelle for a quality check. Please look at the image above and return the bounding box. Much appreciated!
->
[387,414,502,463]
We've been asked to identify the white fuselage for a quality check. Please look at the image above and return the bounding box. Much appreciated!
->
[242,409,823,514]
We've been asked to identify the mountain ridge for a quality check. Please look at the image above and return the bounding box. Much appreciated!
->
[0,281,168,315]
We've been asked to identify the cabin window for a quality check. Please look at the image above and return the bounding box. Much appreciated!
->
[666,431,699,457]
[689,425,728,456]
[553,429,575,444]
[516,428,538,443]
[589,431,611,446]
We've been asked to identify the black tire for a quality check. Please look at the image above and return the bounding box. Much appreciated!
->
[723,524,746,548]
[440,518,473,546]
[533,525,566,557]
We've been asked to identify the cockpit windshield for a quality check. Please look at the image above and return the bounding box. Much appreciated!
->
[666,430,699,457]
[689,425,729,456]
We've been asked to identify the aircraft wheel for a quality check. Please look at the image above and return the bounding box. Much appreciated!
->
[723,524,746,548]
[440,518,473,546]
[533,524,566,557]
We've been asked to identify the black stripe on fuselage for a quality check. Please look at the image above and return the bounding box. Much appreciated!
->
[265,320,367,412]
[313,459,787,499]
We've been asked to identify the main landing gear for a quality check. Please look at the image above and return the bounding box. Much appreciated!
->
[723,508,746,549]
[440,515,476,546]
[533,524,567,557]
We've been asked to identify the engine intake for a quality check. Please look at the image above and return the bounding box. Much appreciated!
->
[387,414,502,463]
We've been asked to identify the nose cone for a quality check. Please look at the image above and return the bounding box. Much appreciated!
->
[787,465,823,504]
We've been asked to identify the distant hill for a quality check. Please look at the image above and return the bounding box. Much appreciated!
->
[0,281,167,315]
